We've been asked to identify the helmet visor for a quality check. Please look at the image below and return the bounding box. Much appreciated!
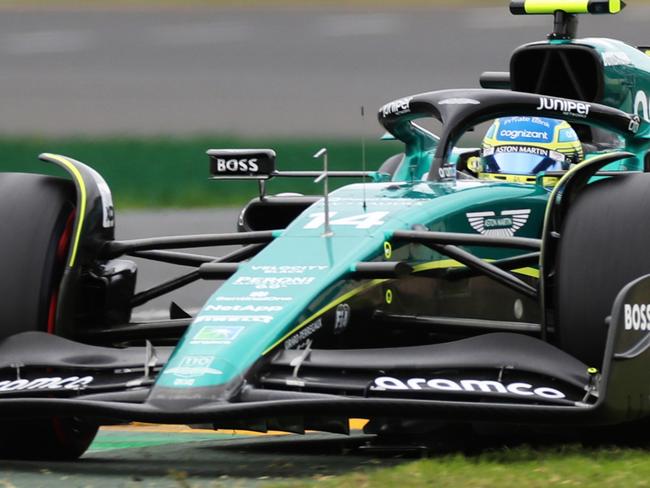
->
[482,145,566,176]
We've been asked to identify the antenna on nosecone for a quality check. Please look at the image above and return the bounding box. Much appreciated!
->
[314,148,333,237]
[361,105,367,212]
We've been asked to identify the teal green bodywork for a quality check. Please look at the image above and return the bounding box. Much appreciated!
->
[388,37,650,184]
[560,38,650,128]
[155,180,547,390]
[522,37,650,163]
[153,30,650,395]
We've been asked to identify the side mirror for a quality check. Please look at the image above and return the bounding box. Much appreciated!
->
[208,149,276,180]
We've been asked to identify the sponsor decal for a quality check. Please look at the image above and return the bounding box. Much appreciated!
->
[438,165,456,179]
[209,150,275,178]
[490,145,565,162]
[164,355,223,378]
[95,179,115,228]
[284,319,323,349]
[0,376,93,392]
[494,145,546,156]
[623,304,650,331]
[174,379,195,386]
[334,303,351,334]
[191,325,244,344]
[215,291,293,302]
[439,98,480,105]
[381,96,413,117]
[499,129,549,141]
[214,158,259,173]
[234,276,315,289]
[629,116,641,134]
[501,116,550,127]
[602,51,631,67]
[536,97,591,117]
[466,209,531,237]
[204,304,283,313]
[371,376,565,399]
[250,265,327,274]
[195,315,274,324]
[86,166,115,228]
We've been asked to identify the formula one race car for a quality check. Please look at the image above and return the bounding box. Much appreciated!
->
[0,0,648,460]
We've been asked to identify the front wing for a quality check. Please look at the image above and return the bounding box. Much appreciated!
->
[0,274,647,431]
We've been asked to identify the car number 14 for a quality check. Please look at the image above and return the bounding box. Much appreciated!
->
[303,211,389,229]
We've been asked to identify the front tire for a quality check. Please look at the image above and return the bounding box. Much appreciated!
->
[0,173,98,460]
[554,173,650,367]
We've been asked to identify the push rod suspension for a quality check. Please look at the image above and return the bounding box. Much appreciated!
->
[129,250,219,267]
[392,230,541,251]
[102,230,277,259]
[129,244,265,308]
[444,252,540,280]
[423,242,537,299]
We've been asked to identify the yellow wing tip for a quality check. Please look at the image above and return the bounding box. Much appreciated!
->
[511,0,623,15]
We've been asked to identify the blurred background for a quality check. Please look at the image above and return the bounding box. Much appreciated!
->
[1,0,648,208]
[3,0,650,312]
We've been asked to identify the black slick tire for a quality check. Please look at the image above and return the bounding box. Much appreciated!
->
[554,173,650,368]
[0,173,98,460]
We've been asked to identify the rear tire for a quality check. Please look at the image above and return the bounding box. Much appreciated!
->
[554,173,650,367]
[0,173,98,460]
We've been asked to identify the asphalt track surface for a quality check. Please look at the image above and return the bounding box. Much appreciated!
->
[2,6,650,137]
[2,424,405,487]
[119,207,241,317]
[5,6,650,485]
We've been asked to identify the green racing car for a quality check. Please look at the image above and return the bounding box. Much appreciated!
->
[0,0,647,460]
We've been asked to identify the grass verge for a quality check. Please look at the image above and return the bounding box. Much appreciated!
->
[0,135,401,208]
[274,445,650,487]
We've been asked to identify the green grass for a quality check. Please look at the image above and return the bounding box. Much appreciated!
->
[274,445,650,487]
[0,135,400,209]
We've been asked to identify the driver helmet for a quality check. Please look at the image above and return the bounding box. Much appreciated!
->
[477,116,583,181]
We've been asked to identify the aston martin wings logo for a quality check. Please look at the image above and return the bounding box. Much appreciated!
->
[466,209,531,237]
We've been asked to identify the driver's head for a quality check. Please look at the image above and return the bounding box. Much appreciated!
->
[478,116,583,181]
